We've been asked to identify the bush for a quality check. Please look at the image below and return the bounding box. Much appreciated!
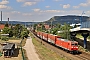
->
[0,35,1,39]
[9,36,20,40]
[1,36,9,41]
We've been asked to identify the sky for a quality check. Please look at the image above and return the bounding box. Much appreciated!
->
[0,0,90,22]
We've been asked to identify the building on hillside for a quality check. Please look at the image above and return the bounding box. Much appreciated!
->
[44,24,50,29]
[37,24,50,29]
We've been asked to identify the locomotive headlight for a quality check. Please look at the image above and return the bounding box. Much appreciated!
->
[76,47,78,48]
[72,47,73,48]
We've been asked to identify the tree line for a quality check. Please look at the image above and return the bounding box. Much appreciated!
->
[0,23,29,41]
[33,23,72,40]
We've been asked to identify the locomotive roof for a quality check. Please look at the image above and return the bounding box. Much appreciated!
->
[54,35,57,36]
[57,38,78,43]
[71,41,78,43]
[58,38,68,42]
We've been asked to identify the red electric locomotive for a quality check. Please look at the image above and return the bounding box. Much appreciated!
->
[36,31,78,53]
[56,38,78,53]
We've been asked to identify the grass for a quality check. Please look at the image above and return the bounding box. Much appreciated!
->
[21,38,27,46]
[30,33,67,60]
[76,34,83,38]
[78,45,90,53]
[76,34,90,41]
[22,49,28,60]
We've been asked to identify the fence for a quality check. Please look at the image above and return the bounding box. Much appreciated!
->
[20,39,26,60]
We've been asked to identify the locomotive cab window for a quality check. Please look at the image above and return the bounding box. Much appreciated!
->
[75,43,78,46]
[71,44,74,45]
[71,43,78,46]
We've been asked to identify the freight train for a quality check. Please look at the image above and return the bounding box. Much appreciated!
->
[35,31,78,53]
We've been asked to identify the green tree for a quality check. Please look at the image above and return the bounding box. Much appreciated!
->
[1,23,29,39]
[2,27,14,37]
[37,23,45,32]
[58,23,71,39]
[33,24,37,30]
[50,23,61,35]
[2,27,10,34]
[21,31,28,39]
[13,24,22,38]
[52,28,58,34]
[8,29,13,37]
[5,22,9,27]
[1,36,9,41]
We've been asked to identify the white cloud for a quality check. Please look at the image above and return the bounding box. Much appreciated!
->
[16,0,24,2]
[73,0,90,9]
[73,6,79,9]
[39,10,83,16]
[3,9,89,22]
[0,0,9,5]
[45,10,60,13]
[79,3,88,7]
[17,0,43,6]
[39,10,61,13]
[23,2,36,6]
[45,6,50,8]
[0,5,7,8]
[33,8,40,12]
[22,13,32,16]
[86,10,90,15]
[11,11,21,14]
[0,0,12,9]
[63,4,70,9]
[0,5,11,9]
[7,6,12,9]
[87,11,90,13]
[16,0,43,2]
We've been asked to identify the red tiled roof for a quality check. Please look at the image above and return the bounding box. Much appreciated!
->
[44,25,50,29]
[0,24,5,30]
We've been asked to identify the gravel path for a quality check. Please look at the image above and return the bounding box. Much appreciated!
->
[24,37,40,60]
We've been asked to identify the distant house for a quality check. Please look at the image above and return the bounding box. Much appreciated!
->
[0,24,5,32]
[44,24,50,29]
[37,23,50,30]
[2,42,15,58]
[37,24,41,27]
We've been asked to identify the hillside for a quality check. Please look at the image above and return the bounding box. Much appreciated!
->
[0,21,38,26]
[44,15,90,25]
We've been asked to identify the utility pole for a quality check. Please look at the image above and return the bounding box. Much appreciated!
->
[1,11,2,24]
[8,18,9,26]
[32,20,34,30]
[51,20,52,28]
[80,11,85,28]
[25,22,26,28]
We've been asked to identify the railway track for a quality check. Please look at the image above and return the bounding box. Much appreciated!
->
[74,53,90,60]
[31,31,90,60]
[75,37,90,51]
[75,55,88,60]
